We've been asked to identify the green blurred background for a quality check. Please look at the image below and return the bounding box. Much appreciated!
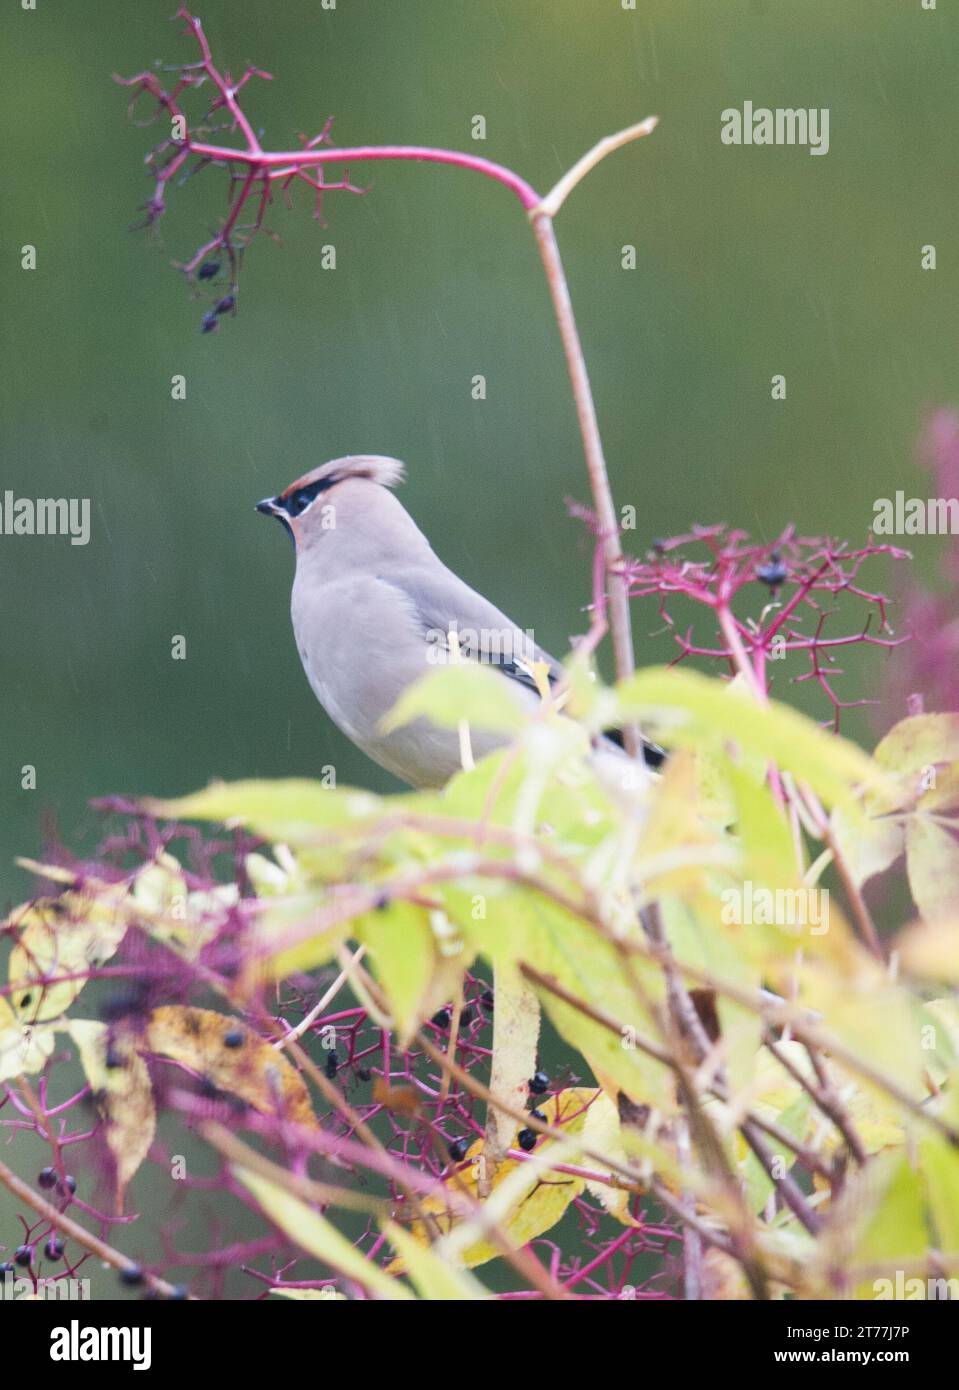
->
[3,0,957,897]
[1,0,956,1294]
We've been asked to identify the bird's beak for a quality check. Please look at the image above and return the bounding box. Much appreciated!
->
[256,496,280,517]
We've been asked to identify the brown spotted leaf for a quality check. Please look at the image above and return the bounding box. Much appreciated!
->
[144,1006,318,1128]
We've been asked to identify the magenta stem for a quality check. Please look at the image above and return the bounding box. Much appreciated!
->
[188,140,542,210]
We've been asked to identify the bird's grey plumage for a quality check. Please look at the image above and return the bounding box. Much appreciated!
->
[259,455,653,795]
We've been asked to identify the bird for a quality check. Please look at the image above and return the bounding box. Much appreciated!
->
[256,454,661,794]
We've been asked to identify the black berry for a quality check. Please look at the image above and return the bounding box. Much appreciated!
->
[431,1008,451,1029]
[197,260,220,280]
[14,1245,33,1268]
[223,1029,245,1049]
[528,1071,549,1095]
[447,1138,468,1163]
[757,554,788,588]
[45,1238,64,1261]
[324,1050,339,1079]
[119,1264,145,1287]
[37,1167,57,1189]
[517,1129,537,1152]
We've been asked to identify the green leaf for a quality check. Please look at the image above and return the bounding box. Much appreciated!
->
[382,664,527,736]
[355,900,472,1048]
[145,779,384,844]
[920,1136,959,1255]
[614,667,883,809]
[234,1168,415,1300]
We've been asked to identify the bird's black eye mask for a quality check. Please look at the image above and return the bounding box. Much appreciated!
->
[279,475,338,518]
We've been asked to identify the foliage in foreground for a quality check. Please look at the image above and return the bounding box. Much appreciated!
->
[2,646,959,1300]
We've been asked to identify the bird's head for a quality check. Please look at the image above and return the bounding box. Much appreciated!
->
[256,455,407,547]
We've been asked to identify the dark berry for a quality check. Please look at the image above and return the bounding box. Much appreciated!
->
[481,989,494,1011]
[757,554,788,588]
[528,1070,549,1095]
[324,1050,339,1079]
[0,1262,14,1275]
[37,1167,57,1190]
[223,1028,245,1049]
[517,1128,537,1152]
[14,1245,33,1267]
[356,1066,372,1082]
[447,1138,468,1163]
[45,1238,64,1261]
[214,294,235,315]
[99,986,148,1023]
[119,1264,145,1287]
[459,1006,472,1025]
[197,260,220,280]
[56,1174,77,1197]
[200,312,219,335]
[431,1008,451,1029]
[529,1109,547,1123]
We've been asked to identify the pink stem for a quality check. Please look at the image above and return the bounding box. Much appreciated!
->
[188,140,541,209]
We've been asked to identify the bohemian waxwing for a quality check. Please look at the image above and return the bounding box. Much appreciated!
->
[257,455,661,792]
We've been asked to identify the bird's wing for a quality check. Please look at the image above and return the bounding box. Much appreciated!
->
[390,562,667,769]
[387,561,564,695]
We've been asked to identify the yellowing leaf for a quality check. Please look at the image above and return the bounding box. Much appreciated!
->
[144,1006,317,1128]
[235,1168,413,1300]
[906,817,959,924]
[898,921,959,986]
[581,1089,641,1227]
[484,961,541,1163]
[0,996,57,1082]
[67,1019,156,1204]
[874,714,959,780]
[8,887,128,1023]
[383,1222,490,1300]
[389,1088,598,1269]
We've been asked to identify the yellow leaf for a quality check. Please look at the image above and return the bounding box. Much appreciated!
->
[581,1089,641,1227]
[383,1222,491,1300]
[8,887,128,1023]
[906,817,959,923]
[388,1088,596,1270]
[0,996,57,1082]
[67,1019,156,1204]
[144,1006,318,1128]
